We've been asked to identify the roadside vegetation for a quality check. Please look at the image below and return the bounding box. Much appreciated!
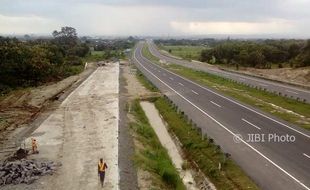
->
[155,39,310,69]
[0,26,89,95]
[159,45,206,60]
[0,30,136,96]
[129,99,185,190]
[83,50,125,62]
[142,43,160,62]
[136,70,159,92]
[133,65,259,189]
[84,37,136,62]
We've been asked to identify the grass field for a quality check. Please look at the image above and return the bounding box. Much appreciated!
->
[159,45,206,60]
[130,99,185,190]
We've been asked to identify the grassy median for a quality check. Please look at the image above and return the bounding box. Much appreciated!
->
[136,69,159,92]
[154,97,259,190]
[130,99,185,190]
[142,44,160,62]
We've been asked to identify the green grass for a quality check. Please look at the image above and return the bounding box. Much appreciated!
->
[159,45,207,60]
[167,64,310,130]
[130,99,186,190]
[62,65,84,77]
[136,69,159,92]
[154,97,259,190]
[91,50,105,56]
[82,50,107,62]
[143,44,160,62]
[83,50,125,62]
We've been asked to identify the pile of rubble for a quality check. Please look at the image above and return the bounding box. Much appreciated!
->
[0,158,58,186]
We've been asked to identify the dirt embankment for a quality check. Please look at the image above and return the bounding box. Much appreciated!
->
[0,63,96,158]
[221,66,310,88]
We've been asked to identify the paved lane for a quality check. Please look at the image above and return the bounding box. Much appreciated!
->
[147,40,310,103]
[133,42,310,190]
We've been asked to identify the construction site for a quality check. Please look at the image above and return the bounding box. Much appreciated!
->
[0,62,121,189]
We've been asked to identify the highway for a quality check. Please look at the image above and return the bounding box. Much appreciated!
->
[133,42,310,190]
[147,40,310,103]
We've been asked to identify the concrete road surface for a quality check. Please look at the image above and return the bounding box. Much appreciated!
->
[147,40,310,103]
[133,42,310,190]
[5,64,120,190]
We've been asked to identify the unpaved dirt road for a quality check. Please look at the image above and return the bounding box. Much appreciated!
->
[2,63,120,190]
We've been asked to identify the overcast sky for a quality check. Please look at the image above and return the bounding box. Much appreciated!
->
[1,0,310,37]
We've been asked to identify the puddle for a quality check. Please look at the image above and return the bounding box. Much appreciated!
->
[140,101,198,190]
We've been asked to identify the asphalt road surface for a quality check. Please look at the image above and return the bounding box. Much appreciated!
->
[133,42,310,190]
[147,40,310,103]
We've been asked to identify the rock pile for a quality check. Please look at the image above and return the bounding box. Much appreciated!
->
[0,159,58,186]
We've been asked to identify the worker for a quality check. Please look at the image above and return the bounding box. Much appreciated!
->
[31,138,38,154]
[98,158,108,187]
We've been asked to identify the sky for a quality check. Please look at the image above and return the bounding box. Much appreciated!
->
[0,0,310,38]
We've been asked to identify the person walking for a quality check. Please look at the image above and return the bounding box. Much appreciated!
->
[98,158,108,187]
[31,138,38,154]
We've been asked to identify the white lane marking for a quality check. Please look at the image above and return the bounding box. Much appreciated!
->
[178,82,184,86]
[286,90,299,95]
[191,90,199,95]
[138,52,310,139]
[259,83,268,87]
[210,101,221,108]
[158,70,161,73]
[242,118,261,130]
[134,50,310,190]
[169,77,174,80]
[303,153,310,159]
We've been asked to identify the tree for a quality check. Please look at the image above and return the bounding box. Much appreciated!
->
[237,50,250,66]
[294,40,310,67]
[52,26,78,51]
[249,50,266,68]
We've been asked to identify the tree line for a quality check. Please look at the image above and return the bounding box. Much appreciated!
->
[154,38,217,47]
[200,39,310,68]
[155,38,310,69]
[0,27,89,94]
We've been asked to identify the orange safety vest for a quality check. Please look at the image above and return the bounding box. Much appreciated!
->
[98,162,106,172]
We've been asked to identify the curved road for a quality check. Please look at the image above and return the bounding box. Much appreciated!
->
[147,40,310,103]
[133,42,310,190]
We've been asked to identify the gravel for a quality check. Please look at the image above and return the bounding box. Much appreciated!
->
[0,158,58,186]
